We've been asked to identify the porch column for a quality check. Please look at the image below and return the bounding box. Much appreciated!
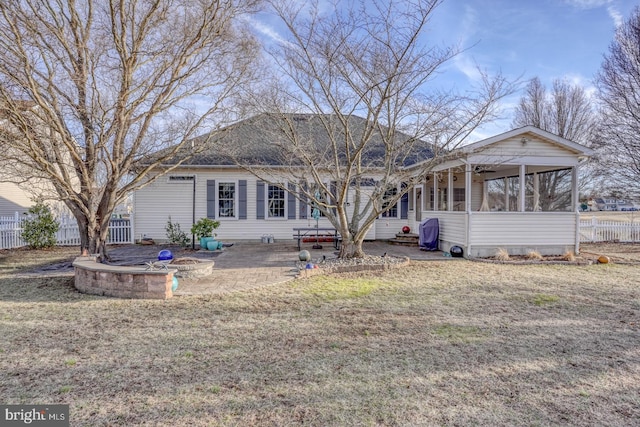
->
[447,168,453,211]
[433,172,438,211]
[465,163,472,256]
[571,165,579,211]
[465,163,472,213]
[519,164,526,212]
[504,178,509,212]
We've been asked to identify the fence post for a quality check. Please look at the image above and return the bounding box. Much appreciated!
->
[591,217,597,243]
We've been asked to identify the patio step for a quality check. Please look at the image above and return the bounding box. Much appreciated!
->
[388,233,419,247]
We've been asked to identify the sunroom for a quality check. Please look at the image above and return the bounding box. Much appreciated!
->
[407,126,594,258]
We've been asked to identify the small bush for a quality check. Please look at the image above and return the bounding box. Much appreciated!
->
[165,216,191,247]
[21,201,59,249]
[526,250,543,260]
[494,248,510,261]
[190,217,220,239]
[563,250,576,262]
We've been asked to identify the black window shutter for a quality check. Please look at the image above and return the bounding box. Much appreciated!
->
[256,181,265,219]
[287,183,296,219]
[299,181,308,219]
[238,180,247,220]
[206,180,216,219]
[400,183,409,219]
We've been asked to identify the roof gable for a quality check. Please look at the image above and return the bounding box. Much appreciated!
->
[460,126,594,157]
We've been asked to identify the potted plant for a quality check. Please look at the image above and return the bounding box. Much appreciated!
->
[191,218,220,248]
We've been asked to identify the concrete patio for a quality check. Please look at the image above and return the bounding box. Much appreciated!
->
[173,240,452,296]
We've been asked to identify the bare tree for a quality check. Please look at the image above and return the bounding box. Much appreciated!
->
[216,0,514,258]
[0,0,259,260]
[595,6,640,194]
[512,77,595,210]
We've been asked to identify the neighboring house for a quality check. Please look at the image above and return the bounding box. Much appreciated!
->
[133,115,593,257]
[0,182,33,216]
[591,197,636,211]
[0,101,71,217]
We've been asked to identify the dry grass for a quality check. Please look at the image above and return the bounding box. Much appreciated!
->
[563,250,576,262]
[525,250,543,260]
[1,246,640,426]
[494,247,510,261]
[580,211,640,223]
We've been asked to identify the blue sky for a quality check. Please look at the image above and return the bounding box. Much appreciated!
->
[426,0,638,138]
[251,0,638,140]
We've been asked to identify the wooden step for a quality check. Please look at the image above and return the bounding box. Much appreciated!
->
[393,233,419,243]
[396,232,419,239]
[388,238,419,247]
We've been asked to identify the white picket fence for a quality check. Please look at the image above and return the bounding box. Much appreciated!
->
[579,217,640,243]
[1,212,639,249]
[0,213,132,249]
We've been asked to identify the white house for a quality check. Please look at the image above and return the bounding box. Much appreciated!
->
[0,182,36,216]
[133,115,593,258]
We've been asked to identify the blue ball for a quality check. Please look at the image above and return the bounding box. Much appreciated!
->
[158,249,173,261]
[172,276,179,292]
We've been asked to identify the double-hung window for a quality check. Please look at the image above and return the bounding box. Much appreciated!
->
[218,182,236,218]
[381,186,398,218]
[267,184,286,218]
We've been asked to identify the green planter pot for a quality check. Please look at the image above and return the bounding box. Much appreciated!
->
[206,240,223,251]
[200,236,215,249]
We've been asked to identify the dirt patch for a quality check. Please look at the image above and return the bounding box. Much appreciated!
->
[580,242,640,264]
[471,242,640,265]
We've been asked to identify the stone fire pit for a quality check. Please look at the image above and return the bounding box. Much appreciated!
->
[156,257,215,279]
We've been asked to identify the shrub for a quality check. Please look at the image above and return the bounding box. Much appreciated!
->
[21,201,59,249]
[526,250,543,260]
[165,216,191,247]
[190,218,220,239]
[563,250,576,262]
[494,248,510,261]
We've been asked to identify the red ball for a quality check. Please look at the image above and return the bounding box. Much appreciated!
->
[402,226,410,234]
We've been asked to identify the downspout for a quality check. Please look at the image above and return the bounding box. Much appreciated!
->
[463,160,472,257]
[192,175,196,250]
[572,164,580,254]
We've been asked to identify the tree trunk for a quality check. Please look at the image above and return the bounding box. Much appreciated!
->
[76,211,109,262]
[338,237,365,258]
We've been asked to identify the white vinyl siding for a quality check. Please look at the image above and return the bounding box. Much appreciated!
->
[469,212,575,246]
[0,182,33,216]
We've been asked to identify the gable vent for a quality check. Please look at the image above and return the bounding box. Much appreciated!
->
[168,175,195,183]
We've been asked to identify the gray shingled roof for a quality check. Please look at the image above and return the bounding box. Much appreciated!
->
[160,113,434,168]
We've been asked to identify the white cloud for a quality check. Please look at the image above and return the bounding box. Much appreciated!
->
[453,54,483,83]
[244,16,287,45]
[550,73,598,99]
[607,5,624,27]
[564,0,611,9]
[564,0,623,27]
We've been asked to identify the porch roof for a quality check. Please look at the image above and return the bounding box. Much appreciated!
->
[429,126,594,173]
